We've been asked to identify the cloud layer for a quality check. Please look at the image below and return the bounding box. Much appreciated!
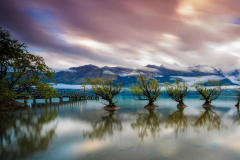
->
[1,0,240,71]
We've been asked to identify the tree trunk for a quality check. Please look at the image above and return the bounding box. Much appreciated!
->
[204,99,211,105]
[102,98,119,110]
[148,99,154,106]
[178,101,185,106]
[108,99,115,108]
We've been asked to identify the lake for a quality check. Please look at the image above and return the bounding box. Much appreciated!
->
[1,94,240,160]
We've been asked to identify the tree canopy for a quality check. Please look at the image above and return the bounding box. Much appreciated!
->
[87,74,122,108]
[0,27,57,105]
[192,76,226,105]
[81,82,87,96]
[130,74,161,107]
[165,78,188,107]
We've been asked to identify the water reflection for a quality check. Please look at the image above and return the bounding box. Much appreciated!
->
[0,108,58,160]
[233,106,240,124]
[131,109,161,140]
[0,96,238,160]
[165,108,187,134]
[83,111,122,140]
[193,108,225,132]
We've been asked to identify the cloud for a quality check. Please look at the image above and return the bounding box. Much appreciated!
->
[161,63,192,72]
[1,0,240,71]
[102,70,115,75]
[170,75,227,86]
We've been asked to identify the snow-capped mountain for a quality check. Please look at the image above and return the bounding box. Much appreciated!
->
[222,69,240,85]
[188,65,220,74]
[53,64,237,85]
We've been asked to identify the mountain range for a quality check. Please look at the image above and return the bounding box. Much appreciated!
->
[53,64,240,86]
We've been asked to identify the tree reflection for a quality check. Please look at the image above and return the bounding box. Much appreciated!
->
[0,108,58,160]
[131,109,161,140]
[193,108,224,132]
[165,108,187,134]
[233,106,240,124]
[83,111,122,140]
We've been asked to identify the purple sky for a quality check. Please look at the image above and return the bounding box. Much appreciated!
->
[1,0,240,71]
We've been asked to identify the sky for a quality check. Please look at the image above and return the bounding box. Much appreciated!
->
[1,0,240,71]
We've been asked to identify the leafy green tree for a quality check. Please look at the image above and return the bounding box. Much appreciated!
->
[81,82,87,96]
[165,78,188,107]
[130,74,161,107]
[87,75,122,108]
[0,27,57,106]
[233,87,240,106]
[192,76,225,105]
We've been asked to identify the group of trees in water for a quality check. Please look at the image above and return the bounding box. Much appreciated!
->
[1,26,240,111]
[87,74,236,110]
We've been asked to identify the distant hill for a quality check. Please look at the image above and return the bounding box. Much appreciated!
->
[222,69,240,85]
[53,64,236,86]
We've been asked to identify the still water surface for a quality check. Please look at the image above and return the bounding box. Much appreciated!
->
[1,95,240,160]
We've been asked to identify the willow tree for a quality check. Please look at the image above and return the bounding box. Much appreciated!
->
[192,76,226,107]
[87,75,122,109]
[0,27,57,107]
[130,74,161,109]
[165,79,188,107]
[233,87,240,106]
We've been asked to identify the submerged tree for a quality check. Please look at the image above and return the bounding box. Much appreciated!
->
[130,74,161,109]
[87,75,122,109]
[0,27,57,107]
[165,79,188,107]
[83,111,122,140]
[131,109,161,140]
[192,76,226,106]
[233,87,240,106]
[165,108,188,134]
